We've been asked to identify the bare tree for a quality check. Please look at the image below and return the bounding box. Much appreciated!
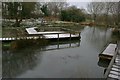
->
[102,2,115,26]
[87,2,105,23]
[47,2,68,17]
[109,2,120,27]
[118,1,120,27]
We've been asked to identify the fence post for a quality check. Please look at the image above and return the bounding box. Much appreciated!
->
[79,32,81,39]
[58,33,59,41]
[69,40,71,47]
[70,33,71,40]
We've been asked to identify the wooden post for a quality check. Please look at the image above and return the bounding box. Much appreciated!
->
[78,40,80,46]
[39,35,41,39]
[57,42,59,49]
[70,33,71,40]
[69,41,71,47]
[79,32,81,39]
[58,33,59,41]
[26,36,27,40]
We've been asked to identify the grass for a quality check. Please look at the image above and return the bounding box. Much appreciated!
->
[2,28,27,37]
[2,25,83,38]
[2,20,86,38]
[2,38,49,50]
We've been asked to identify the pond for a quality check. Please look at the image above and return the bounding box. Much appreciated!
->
[2,26,114,78]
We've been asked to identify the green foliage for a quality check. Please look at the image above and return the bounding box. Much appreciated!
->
[60,6,85,22]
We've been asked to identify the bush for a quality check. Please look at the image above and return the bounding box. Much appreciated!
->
[60,6,85,22]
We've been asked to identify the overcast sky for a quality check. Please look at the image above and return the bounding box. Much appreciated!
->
[67,0,92,2]
[67,2,89,10]
[37,0,120,10]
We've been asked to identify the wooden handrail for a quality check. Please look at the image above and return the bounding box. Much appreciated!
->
[27,32,80,36]
[37,27,80,33]
[104,43,119,79]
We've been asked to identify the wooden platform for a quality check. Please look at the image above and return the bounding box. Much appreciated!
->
[108,60,120,80]
[26,27,80,39]
[0,27,80,41]
[99,44,117,60]
[104,42,120,80]
[0,37,40,41]
[106,53,120,80]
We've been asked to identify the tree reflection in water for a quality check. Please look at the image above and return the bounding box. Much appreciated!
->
[2,39,80,78]
[2,40,45,78]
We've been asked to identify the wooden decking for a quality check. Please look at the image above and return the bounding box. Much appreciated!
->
[107,55,120,80]
[1,27,80,41]
[104,42,120,80]
[26,27,80,39]
[99,44,117,60]
[0,37,40,41]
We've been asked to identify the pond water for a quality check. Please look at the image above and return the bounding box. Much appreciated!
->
[2,26,114,78]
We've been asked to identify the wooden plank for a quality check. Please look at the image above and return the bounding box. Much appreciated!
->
[116,63,120,66]
[13,38,15,40]
[102,44,117,56]
[110,71,120,75]
[6,38,8,40]
[104,44,118,78]
[116,58,120,61]
[26,27,38,34]
[3,38,5,40]
[115,60,120,63]
[105,43,120,79]
[44,33,79,39]
[26,27,80,38]
[111,68,120,72]
[108,74,120,79]
[116,56,120,60]
[113,65,120,69]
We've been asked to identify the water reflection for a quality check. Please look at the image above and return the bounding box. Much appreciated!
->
[81,26,112,52]
[2,26,116,78]
[2,39,80,78]
[2,45,43,78]
[44,40,80,51]
[97,59,110,68]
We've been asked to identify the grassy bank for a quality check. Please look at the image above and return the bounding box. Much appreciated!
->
[2,28,27,38]
[2,38,49,50]
[3,20,119,38]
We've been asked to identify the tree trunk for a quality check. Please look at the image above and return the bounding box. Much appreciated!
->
[14,18,22,27]
[15,18,19,27]
[105,14,108,27]
[93,14,96,24]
